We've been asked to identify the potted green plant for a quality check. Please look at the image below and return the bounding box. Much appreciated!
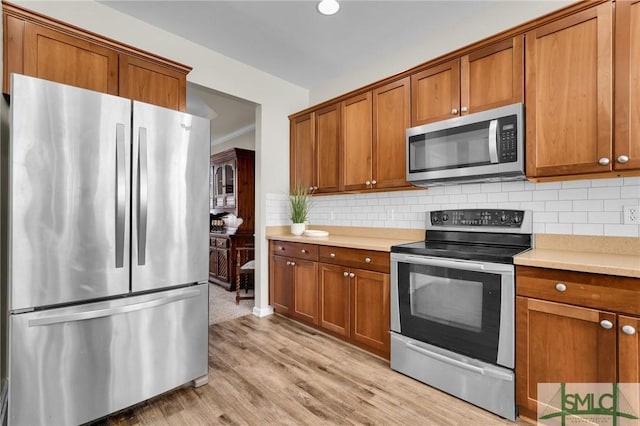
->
[289,184,312,236]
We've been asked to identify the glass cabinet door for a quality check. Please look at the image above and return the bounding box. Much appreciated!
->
[214,166,224,207]
[224,162,236,207]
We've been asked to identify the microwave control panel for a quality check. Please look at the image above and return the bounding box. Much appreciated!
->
[498,114,518,163]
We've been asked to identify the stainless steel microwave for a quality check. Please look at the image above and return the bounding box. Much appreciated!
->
[406,103,525,186]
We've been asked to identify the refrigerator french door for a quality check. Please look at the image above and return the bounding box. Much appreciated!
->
[2,74,210,426]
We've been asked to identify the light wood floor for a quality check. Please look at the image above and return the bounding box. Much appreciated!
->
[94,314,528,425]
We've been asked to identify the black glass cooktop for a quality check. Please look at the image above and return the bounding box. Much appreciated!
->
[391,231,532,264]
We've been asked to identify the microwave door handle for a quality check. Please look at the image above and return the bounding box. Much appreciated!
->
[488,119,499,164]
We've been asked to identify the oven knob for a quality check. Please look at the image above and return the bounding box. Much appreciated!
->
[500,214,508,223]
[513,215,521,224]
[442,214,449,222]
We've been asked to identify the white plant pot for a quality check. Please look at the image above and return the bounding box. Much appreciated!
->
[290,223,305,236]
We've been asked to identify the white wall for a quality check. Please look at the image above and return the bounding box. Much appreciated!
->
[267,177,640,238]
[12,1,309,316]
[211,130,255,155]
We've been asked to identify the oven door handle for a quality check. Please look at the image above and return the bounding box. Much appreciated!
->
[393,254,512,274]
[406,341,485,376]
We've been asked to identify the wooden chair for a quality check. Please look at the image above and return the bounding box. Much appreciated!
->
[235,246,255,305]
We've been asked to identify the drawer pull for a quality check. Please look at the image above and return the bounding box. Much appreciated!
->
[330,253,336,258]
[622,325,637,335]
[278,246,285,251]
[343,272,349,277]
[349,273,355,279]
[364,257,372,264]
[301,249,307,254]
[555,283,567,292]
[600,320,613,330]
[290,262,296,267]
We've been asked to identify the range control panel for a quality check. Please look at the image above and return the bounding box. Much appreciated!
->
[429,209,525,228]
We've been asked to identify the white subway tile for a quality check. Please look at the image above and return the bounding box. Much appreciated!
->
[520,201,546,211]
[573,200,604,212]
[545,224,573,234]
[621,185,640,199]
[509,191,533,202]
[481,183,502,193]
[450,194,468,203]
[468,193,488,203]
[588,212,621,224]
[533,182,562,190]
[502,181,526,192]
[559,212,587,223]
[427,186,445,195]
[624,177,640,186]
[488,192,509,202]
[591,178,623,187]
[462,184,483,194]
[545,200,573,211]
[532,223,546,233]
[561,180,591,189]
[434,195,450,203]
[589,187,621,199]
[445,185,462,194]
[573,224,604,236]
[532,190,558,201]
[559,188,588,200]
[534,212,558,223]
[604,224,639,237]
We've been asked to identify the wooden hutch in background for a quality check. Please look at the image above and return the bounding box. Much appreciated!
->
[209,148,255,291]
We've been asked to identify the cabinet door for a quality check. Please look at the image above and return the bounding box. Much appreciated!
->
[209,247,218,280]
[411,59,460,126]
[270,255,292,314]
[315,104,341,193]
[290,259,319,325]
[119,54,186,111]
[290,112,316,191]
[342,93,373,191]
[372,77,411,190]
[461,35,523,115]
[22,22,118,95]
[319,263,350,337]
[614,0,640,171]
[525,3,613,178]
[216,249,229,282]
[350,268,390,358]
[619,315,640,383]
[516,297,617,420]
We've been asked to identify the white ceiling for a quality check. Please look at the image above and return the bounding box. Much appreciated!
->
[97,1,500,146]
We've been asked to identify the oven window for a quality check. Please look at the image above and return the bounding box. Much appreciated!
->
[398,262,502,364]
[411,273,482,333]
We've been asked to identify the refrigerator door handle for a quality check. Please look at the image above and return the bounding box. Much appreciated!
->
[27,289,201,327]
[137,127,148,265]
[115,123,126,268]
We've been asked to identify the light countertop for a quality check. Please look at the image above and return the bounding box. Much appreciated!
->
[514,234,640,278]
[266,225,422,252]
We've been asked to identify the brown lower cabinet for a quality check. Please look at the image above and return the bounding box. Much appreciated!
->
[515,265,640,422]
[269,240,390,359]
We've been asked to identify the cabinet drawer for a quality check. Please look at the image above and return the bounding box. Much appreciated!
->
[516,266,640,316]
[318,246,390,273]
[271,241,318,261]
[216,238,229,248]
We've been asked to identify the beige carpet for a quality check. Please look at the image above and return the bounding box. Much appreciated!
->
[209,283,253,324]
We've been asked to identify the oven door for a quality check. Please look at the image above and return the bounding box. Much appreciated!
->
[390,253,514,368]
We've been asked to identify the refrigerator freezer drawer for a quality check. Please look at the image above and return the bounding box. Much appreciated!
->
[8,284,208,426]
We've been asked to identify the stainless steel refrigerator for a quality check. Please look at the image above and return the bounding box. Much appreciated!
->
[0,74,210,426]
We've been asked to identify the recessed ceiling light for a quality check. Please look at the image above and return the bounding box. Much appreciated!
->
[317,0,340,16]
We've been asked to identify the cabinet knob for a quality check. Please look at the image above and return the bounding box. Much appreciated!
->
[286,261,291,266]
[371,180,377,185]
[365,180,371,186]
[309,186,314,191]
[555,283,567,292]
[600,320,614,330]
[278,246,285,251]
[343,271,349,277]
[290,261,296,267]
[301,249,307,254]
[617,155,629,164]
[364,257,372,264]
[349,273,355,279]
[460,106,468,113]
[622,325,637,335]
[451,108,458,115]
[598,157,610,166]
[330,253,336,258]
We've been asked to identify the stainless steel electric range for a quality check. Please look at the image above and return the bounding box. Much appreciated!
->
[390,209,532,421]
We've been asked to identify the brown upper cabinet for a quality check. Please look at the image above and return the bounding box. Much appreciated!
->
[525,2,613,178]
[411,36,523,127]
[289,103,341,194]
[3,2,191,111]
[614,0,640,171]
[290,77,410,195]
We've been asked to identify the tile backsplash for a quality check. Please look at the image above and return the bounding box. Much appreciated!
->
[266,177,640,237]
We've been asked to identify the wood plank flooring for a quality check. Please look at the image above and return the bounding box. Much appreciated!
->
[93,314,528,425]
